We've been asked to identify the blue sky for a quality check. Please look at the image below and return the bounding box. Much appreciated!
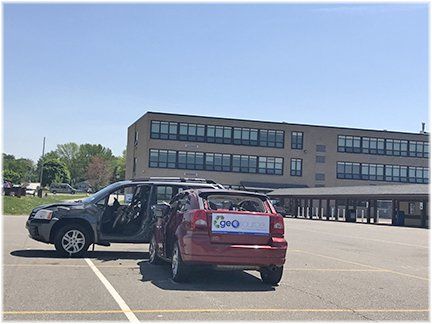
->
[4,4,428,162]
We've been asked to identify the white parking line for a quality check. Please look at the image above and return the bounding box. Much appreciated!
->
[84,258,139,322]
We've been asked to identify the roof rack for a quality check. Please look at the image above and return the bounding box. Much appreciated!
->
[131,177,219,185]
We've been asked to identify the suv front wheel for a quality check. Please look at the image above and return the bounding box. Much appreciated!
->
[54,224,91,257]
[149,235,162,265]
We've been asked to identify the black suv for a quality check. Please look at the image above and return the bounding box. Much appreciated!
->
[26,178,223,257]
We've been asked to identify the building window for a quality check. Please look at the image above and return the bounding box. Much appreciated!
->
[258,157,283,175]
[133,157,137,174]
[149,149,283,175]
[259,129,284,148]
[290,158,302,176]
[337,162,361,179]
[291,132,303,149]
[232,155,258,173]
[207,125,231,144]
[149,120,285,148]
[343,134,427,158]
[149,149,177,169]
[233,127,257,146]
[178,123,205,142]
[177,151,204,170]
[316,144,326,152]
[315,173,325,181]
[316,156,325,163]
[338,161,428,184]
[205,153,231,171]
[360,163,384,181]
[338,135,361,153]
[150,121,178,140]
[134,130,139,145]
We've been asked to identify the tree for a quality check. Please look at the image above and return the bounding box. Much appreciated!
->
[56,143,80,184]
[86,156,112,191]
[75,144,115,183]
[35,151,61,184]
[41,159,71,187]
[112,150,126,182]
[3,153,36,183]
[3,169,21,184]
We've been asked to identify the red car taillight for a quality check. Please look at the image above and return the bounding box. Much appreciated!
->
[191,210,208,231]
[271,215,284,237]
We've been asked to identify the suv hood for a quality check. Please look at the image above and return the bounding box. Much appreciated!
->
[33,201,85,213]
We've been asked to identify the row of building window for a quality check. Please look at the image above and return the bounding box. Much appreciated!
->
[150,120,305,149]
[149,149,284,175]
[338,135,429,158]
[337,161,429,183]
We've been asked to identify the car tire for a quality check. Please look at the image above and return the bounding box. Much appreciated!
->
[149,235,163,265]
[260,265,284,285]
[171,241,189,282]
[54,224,91,257]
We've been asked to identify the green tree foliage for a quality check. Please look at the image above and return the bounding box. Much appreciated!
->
[112,150,126,181]
[56,143,80,183]
[41,159,71,187]
[4,143,124,188]
[3,169,21,184]
[3,154,36,183]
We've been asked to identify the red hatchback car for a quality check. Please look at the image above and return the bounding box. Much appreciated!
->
[149,189,287,285]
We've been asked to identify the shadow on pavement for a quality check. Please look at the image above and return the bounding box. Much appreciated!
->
[10,249,148,261]
[138,260,275,292]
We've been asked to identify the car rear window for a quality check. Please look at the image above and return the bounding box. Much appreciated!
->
[201,194,269,213]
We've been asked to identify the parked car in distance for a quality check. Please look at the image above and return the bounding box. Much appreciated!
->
[50,183,77,194]
[24,182,40,196]
[26,178,224,257]
[75,181,93,193]
[150,189,287,285]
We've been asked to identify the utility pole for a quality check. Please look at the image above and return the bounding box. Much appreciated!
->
[38,137,46,197]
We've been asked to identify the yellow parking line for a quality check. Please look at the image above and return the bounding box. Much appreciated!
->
[285,268,386,272]
[290,249,429,281]
[3,308,429,315]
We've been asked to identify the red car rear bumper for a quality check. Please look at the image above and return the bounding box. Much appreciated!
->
[180,234,287,266]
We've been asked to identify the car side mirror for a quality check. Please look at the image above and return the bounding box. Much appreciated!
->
[151,203,170,218]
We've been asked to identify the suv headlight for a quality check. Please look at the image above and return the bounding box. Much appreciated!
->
[33,209,53,220]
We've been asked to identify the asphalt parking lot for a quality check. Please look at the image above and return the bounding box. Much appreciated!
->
[3,215,429,321]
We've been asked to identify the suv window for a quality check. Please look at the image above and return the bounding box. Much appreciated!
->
[179,195,191,212]
[156,186,174,204]
[170,193,190,213]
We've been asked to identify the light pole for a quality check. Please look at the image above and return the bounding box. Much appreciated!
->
[38,137,46,197]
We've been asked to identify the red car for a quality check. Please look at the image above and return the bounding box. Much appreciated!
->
[149,189,287,285]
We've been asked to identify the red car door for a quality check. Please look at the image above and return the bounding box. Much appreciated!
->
[162,193,190,258]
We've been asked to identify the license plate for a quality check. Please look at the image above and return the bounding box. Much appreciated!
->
[211,213,269,235]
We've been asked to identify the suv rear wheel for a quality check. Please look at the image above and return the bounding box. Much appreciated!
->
[260,265,283,285]
[171,241,189,282]
[54,224,91,257]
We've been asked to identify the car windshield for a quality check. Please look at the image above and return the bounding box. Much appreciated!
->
[81,182,124,204]
[202,194,268,213]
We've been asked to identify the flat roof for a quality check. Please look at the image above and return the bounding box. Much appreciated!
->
[140,111,429,137]
[268,184,429,199]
